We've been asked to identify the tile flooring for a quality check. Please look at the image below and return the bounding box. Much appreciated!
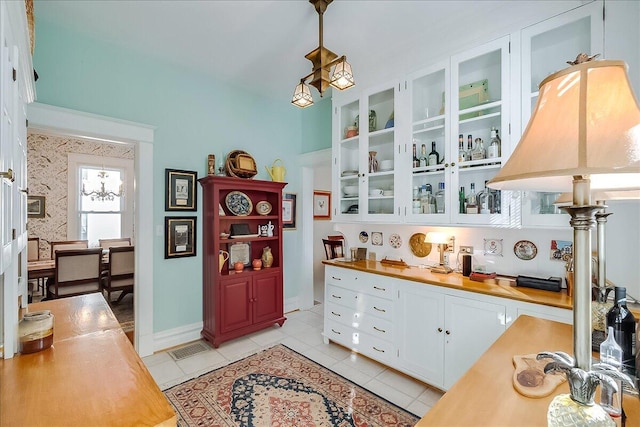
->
[142,304,444,418]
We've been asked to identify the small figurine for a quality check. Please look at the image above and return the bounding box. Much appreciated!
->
[567,53,600,65]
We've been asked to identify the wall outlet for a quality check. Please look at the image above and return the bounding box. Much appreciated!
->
[460,246,474,254]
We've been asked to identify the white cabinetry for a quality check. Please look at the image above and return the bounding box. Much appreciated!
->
[332,81,400,222]
[0,0,35,358]
[519,2,603,227]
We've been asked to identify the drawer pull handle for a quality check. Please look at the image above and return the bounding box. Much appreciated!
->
[373,346,385,353]
[331,311,341,317]
[373,306,386,313]
[331,294,342,299]
[438,328,443,333]
[331,329,341,335]
[331,276,342,280]
[373,286,386,291]
[373,326,386,333]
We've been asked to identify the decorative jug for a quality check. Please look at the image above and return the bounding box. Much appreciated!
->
[219,250,229,272]
[265,159,286,182]
[267,221,274,237]
[262,246,274,268]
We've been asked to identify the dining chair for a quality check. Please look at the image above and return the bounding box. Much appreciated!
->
[27,238,40,261]
[50,240,89,259]
[47,248,103,299]
[102,246,134,304]
[323,238,345,260]
[98,237,132,249]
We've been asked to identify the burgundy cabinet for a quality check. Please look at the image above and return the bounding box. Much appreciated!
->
[199,176,286,347]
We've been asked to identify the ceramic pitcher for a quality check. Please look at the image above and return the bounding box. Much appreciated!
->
[219,250,229,272]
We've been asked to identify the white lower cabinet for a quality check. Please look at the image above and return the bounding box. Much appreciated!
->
[323,266,571,391]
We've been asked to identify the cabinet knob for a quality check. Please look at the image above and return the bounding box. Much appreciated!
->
[437,327,443,333]
[445,330,451,335]
[451,162,455,167]
[445,163,449,167]
[0,169,14,182]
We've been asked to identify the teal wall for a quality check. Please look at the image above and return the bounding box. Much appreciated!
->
[301,97,332,153]
[32,19,306,332]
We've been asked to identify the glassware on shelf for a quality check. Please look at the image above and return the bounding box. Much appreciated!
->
[428,141,440,166]
[368,151,379,173]
[435,182,445,213]
[419,144,427,168]
[466,183,478,214]
[487,127,501,158]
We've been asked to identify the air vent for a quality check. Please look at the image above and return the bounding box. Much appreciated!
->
[168,341,211,361]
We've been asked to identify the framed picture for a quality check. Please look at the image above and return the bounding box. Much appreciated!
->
[27,196,46,218]
[313,190,331,220]
[229,241,251,267]
[165,216,197,259]
[282,193,297,230]
[165,169,197,211]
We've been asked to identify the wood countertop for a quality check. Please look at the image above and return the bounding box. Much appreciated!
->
[0,294,176,427]
[416,315,640,426]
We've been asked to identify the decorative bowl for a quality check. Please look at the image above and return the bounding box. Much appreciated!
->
[343,185,359,196]
[380,160,393,171]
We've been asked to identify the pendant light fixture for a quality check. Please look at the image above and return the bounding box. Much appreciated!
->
[291,0,355,108]
[81,170,123,202]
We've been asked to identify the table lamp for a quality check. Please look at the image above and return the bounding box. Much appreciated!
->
[489,57,640,425]
[424,232,454,274]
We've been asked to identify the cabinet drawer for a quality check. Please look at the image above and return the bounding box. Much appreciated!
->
[324,319,394,364]
[326,285,359,310]
[326,284,393,321]
[360,294,393,321]
[360,314,394,342]
[359,274,395,300]
[325,267,359,286]
[326,302,394,342]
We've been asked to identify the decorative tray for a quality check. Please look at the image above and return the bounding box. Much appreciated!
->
[256,200,272,215]
[409,233,432,257]
[225,191,253,216]
[380,258,408,268]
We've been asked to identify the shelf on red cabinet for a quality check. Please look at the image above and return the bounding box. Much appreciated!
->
[220,236,279,243]
[220,215,279,221]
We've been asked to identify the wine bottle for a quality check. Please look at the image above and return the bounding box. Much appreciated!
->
[458,186,466,214]
[458,134,467,162]
[428,141,440,166]
[420,144,428,168]
[412,143,420,168]
[487,127,501,159]
[606,286,637,372]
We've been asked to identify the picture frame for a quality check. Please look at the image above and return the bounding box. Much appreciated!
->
[282,193,297,230]
[229,241,251,267]
[313,190,331,220]
[27,196,46,218]
[165,169,197,211]
[164,216,197,259]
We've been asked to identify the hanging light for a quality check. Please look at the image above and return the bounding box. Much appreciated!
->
[81,170,123,202]
[291,0,355,108]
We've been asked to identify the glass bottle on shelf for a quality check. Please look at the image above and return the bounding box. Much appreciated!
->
[458,134,467,162]
[467,134,473,159]
[412,143,420,168]
[599,326,623,418]
[435,182,445,213]
[606,286,637,372]
[471,138,485,160]
[459,186,466,214]
[466,183,478,214]
[477,180,494,214]
[428,141,440,166]
[487,127,501,159]
[420,144,428,168]
[412,186,420,214]
[420,185,436,214]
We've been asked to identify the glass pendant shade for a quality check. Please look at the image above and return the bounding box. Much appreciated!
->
[291,81,314,108]
[489,60,640,192]
[330,58,355,90]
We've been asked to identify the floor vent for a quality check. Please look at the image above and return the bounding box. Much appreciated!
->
[168,341,211,361]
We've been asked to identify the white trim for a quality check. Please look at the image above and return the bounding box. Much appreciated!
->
[67,154,134,242]
[298,148,331,167]
[153,321,203,353]
[27,102,156,357]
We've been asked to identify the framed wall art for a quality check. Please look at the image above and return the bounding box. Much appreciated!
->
[165,169,197,211]
[282,193,297,230]
[313,190,331,220]
[165,216,197,259]
[27,195,46,218]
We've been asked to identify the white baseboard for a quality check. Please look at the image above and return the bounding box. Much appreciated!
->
[152,297,301,352]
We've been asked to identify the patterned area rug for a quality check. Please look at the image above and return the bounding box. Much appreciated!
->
[164,344,419,427]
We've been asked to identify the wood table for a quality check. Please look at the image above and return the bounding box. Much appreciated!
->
[0,293,176,427]
[416,315,640,426]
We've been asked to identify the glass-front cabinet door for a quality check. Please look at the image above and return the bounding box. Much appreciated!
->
[450,35,513,226]
[406,61,450,224]
[519,1,602,227]
[333,81,400,222]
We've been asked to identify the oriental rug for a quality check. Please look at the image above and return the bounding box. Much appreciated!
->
[164,344,420,427]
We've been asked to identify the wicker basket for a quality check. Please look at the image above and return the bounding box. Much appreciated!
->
[225,150,257,179]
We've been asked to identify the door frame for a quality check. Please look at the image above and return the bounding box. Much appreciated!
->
[27,102,156,356]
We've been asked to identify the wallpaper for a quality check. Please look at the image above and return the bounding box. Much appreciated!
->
[27,132,134,259]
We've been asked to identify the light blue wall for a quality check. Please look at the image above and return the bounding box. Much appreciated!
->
[301,97,332,153]
[32,19,305,332]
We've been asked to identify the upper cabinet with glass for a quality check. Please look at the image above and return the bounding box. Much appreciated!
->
[333,81,400,222]
[450,36,513,226]
[519,1,603,227]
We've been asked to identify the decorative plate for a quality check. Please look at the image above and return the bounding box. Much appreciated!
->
[514,240,538,260]
[484,238,504,256]
[225,191,253,216]
[255,200,272,216]
[409,233,432,257]
[371,231,383,246]
[389,233,402,249]
[359,231,369,243]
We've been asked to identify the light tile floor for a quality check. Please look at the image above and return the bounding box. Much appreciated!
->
[142,304,444,418]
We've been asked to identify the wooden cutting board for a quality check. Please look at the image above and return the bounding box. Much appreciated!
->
[512,354,566,398]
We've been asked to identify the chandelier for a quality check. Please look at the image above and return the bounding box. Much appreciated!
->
[291,0,355,108]
[81,170,123,202]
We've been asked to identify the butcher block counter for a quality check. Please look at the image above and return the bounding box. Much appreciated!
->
[0,293,176,427]
[416,315,640,426]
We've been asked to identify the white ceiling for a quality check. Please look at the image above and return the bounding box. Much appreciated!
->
[33,0,586,104]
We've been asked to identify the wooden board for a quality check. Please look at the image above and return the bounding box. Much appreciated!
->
[512,353,567,398]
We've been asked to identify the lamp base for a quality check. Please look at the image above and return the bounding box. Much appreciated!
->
[431,265,453,274]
